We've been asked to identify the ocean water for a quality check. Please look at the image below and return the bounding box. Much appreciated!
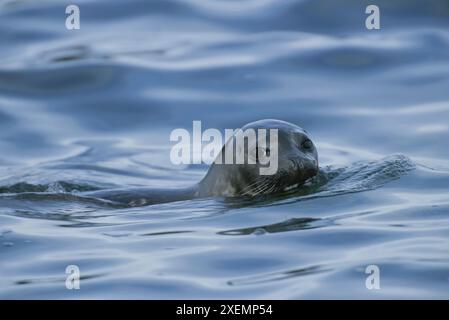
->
[1,0,449,299]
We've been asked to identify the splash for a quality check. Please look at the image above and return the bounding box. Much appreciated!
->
[225,154,415,207]
[317,154,415,196]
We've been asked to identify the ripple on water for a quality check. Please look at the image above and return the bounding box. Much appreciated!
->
[1,0,449,299]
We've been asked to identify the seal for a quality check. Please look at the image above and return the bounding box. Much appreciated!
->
[84,119,319,206]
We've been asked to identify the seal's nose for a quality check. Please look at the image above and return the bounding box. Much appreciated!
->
[289,154,318,181]
[296,153,318,178]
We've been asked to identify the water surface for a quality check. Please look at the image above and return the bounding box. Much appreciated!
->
[1,0,449,299]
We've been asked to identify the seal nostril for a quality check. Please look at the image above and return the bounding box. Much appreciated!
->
[290,159,301,171]
[289,159,295,169]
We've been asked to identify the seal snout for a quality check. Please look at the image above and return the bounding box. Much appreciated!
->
[289,153,318,181]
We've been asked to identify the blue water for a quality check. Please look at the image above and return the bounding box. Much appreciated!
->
[1,0,449,299]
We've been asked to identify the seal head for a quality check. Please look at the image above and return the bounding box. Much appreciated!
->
[197,119,319,197]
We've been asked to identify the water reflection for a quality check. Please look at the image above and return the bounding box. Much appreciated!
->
[218,217,328,235]
[0,0,448,299]
[227,265,330,286]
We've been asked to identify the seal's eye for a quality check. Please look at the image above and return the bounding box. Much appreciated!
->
[302,139,313,150]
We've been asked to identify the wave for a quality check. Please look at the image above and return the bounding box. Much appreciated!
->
[0,154,414,212]
[225,154,415,208]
